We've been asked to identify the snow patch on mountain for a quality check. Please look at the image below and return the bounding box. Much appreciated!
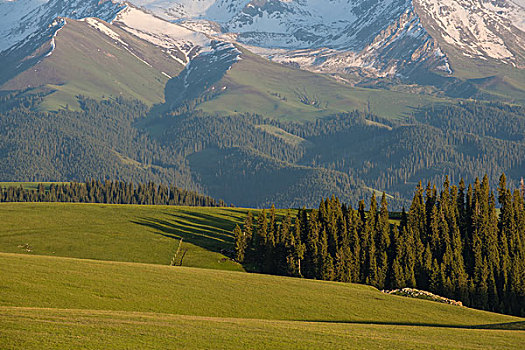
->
[113,5,241,70]
[114,6,214,65]
[266,7,450,77]
[83,17,123,43]
[510,0,525,32]
[0,0,126,53]
[141,0,412,51]
[82,16,158,68]
[128,0,449,78]
[125,0,525,76]
[0,0,49,52]
[130,0,250,22]
[43,17,65,57]
[415,0,525,64]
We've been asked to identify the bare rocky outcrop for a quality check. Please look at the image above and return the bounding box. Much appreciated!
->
[382,288,463,307]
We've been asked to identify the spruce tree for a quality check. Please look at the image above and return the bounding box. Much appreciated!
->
[348,209,361,282]
[303,210,320,279]
[233,225,246,263]
[319,228,335,281]
[375,193,390,289]
[389,226,405,289]
[255,210,268,271]
[244,212,254,240]
[278,211,293,275]
[290,216,305,277]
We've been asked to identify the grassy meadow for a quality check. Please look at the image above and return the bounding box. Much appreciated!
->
[1,253,524,349]
[0,202,259,270]
[0,202,523,349]
[3,307,522,350]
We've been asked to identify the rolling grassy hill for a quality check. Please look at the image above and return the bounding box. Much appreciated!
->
[0,202,299,270]
[1,252,523,349]
[0,202,524,348]
[0,202,260,270]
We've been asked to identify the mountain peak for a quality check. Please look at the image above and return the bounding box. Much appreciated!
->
[1,0,524,92]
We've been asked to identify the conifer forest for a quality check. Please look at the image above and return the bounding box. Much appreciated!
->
[234,175,525,317]
[0,180,224,207]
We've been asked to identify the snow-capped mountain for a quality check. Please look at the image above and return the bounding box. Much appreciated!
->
[0,0,524,88]
[129,0,525,77]
[132,0,425,51]
[0,0,241,88]
[0,0,125,54]
[415,0,525,65]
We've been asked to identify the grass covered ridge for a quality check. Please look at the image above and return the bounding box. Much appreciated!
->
[0,202,296,270]
[1,19,183,111]
[0,253,523,349]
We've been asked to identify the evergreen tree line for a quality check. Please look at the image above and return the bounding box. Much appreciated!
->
[234,174,525,316]
[0,180,225,207]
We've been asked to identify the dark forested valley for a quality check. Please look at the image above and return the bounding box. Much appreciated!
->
[1,90,524,209]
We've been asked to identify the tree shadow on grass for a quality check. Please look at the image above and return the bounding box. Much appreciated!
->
[297,320,525,331]
[170,209,244,231]
[470,321,525,331]
[130,211,241,257]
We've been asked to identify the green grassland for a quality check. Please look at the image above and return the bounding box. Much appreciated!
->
[0,202,299,271]
[446,55,525,104]
[194,50,449,122]
[1,19,183,111]
[0,202,268,270]
[0,203,523,349]
[0,253,523,349]
[2,307,522,350]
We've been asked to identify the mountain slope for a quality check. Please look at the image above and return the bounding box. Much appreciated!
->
[2,0,524,108]
[129,0,525,98]
[187,146,366,208]
[0,0,126,88]
[2,0,524,95]
[0,0,124,53]
[114,5,218,66]
[1,3,248,110]
[415,0,525,68]
[2,17,184,109]
[132,0,452,79]
[161,46,448,121]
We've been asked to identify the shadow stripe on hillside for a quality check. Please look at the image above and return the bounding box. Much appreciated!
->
[297,319,525,331]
